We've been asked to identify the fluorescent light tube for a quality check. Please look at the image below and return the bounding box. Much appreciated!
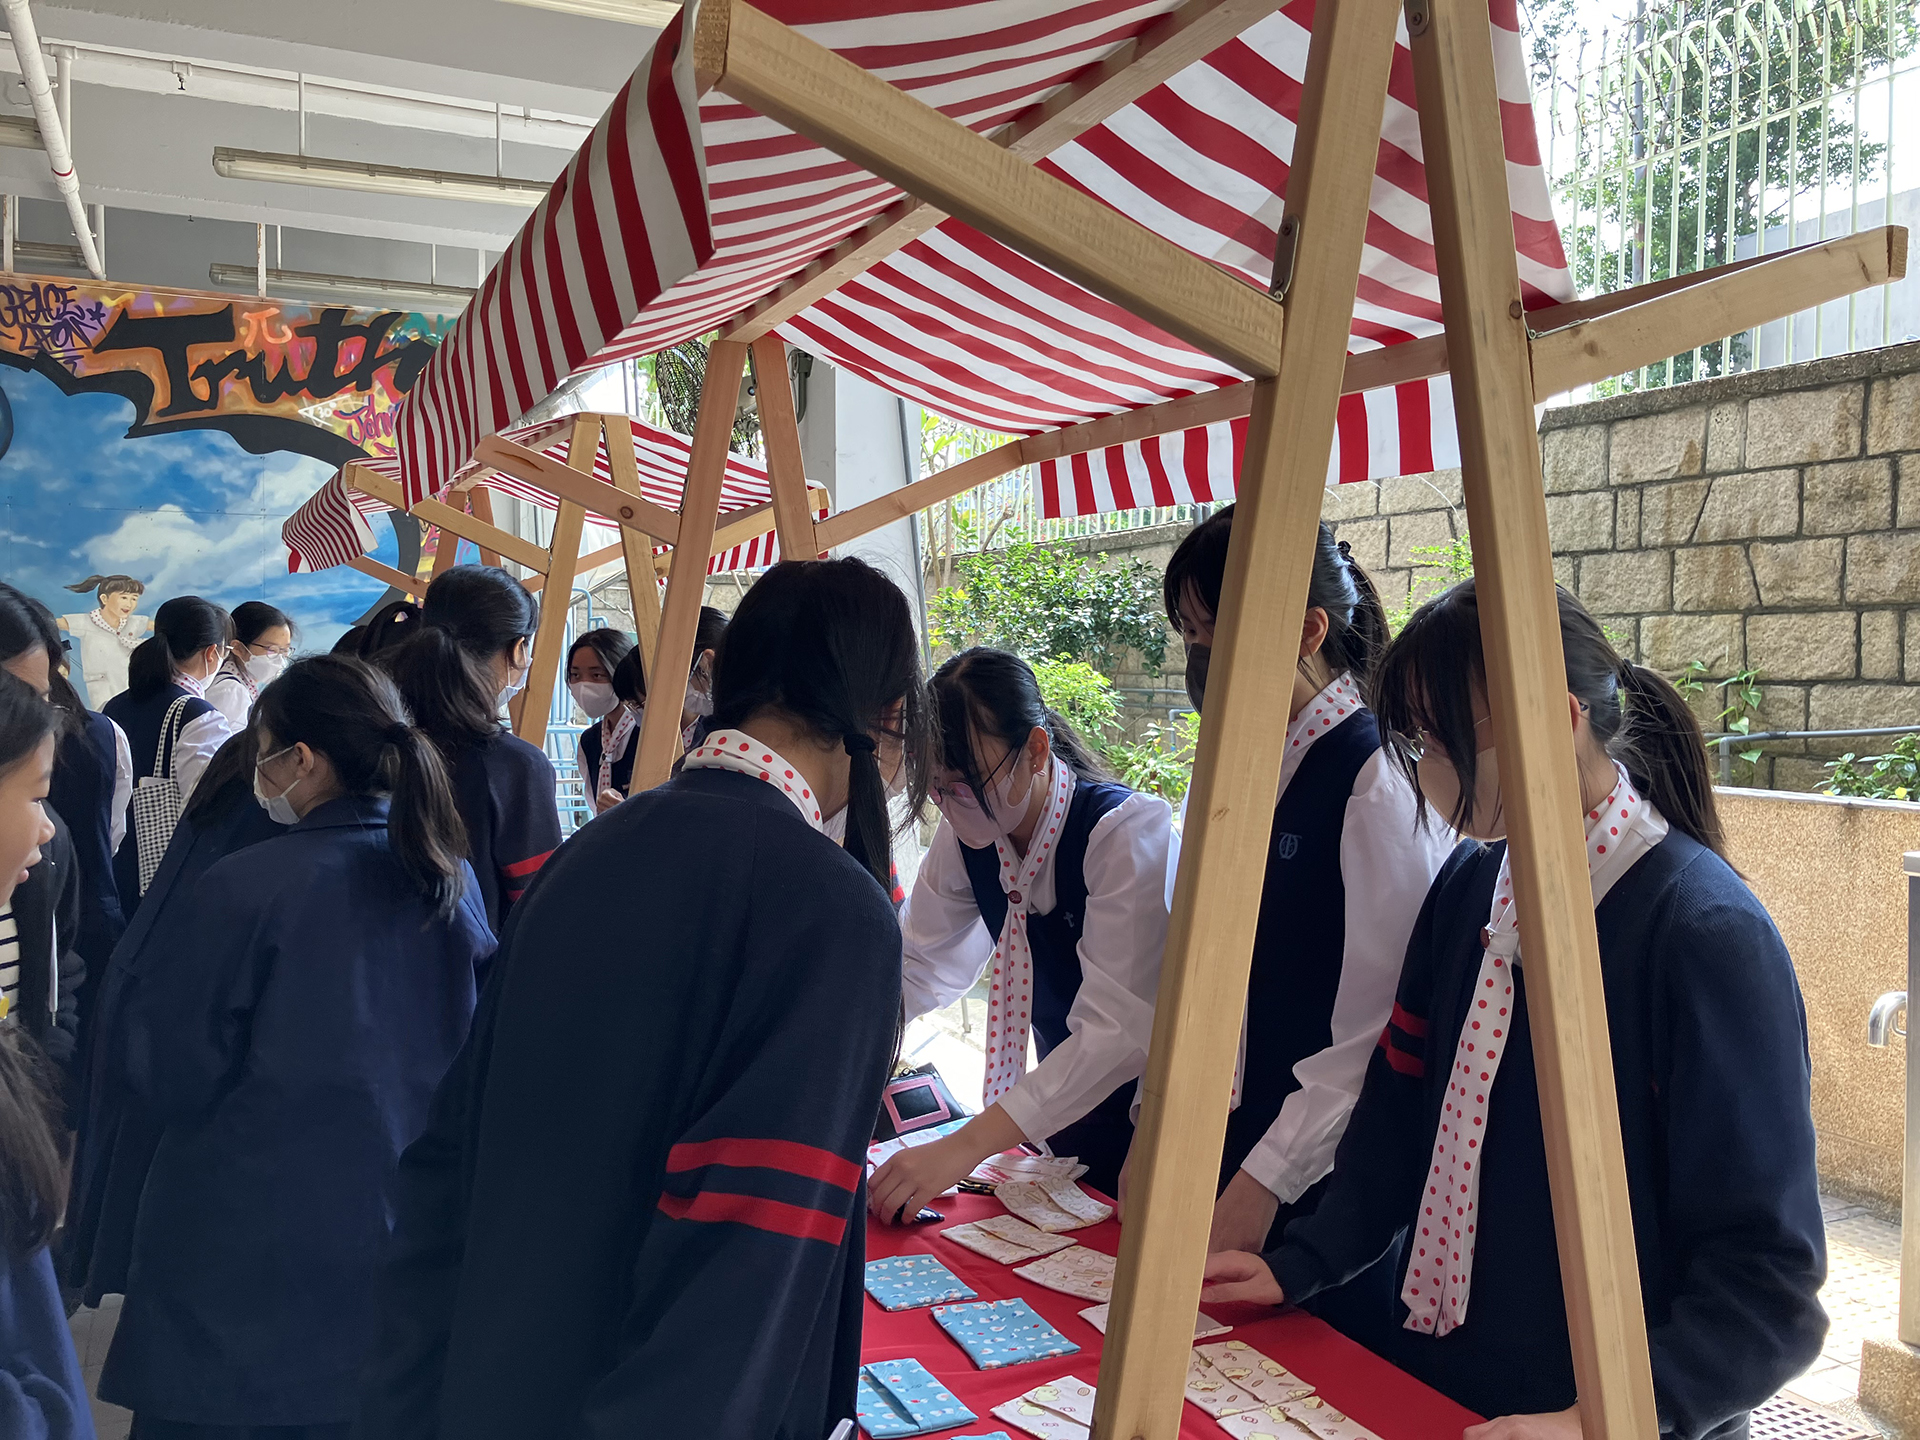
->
[207,263,475,310]
[212,147,549,207]
[496,0,679,23]
[0,114,41,149]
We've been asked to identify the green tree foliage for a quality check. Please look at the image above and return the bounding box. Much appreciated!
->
[1030,658,1123,742]
[928,534,1169,675]
[1823,735,1920,800]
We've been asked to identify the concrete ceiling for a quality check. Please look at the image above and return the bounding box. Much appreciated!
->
[0,0,665,301]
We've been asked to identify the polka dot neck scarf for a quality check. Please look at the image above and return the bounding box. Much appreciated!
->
[1400,761,1666,1338]
[596,708,638,798]
[981,755,1077,1108]
[682,728,825,833]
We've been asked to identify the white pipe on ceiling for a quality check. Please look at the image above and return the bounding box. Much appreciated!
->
[0,0,102,279]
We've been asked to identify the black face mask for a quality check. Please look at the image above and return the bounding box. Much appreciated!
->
[1183,643,1209,714]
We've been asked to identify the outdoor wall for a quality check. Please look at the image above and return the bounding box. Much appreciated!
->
[1721,788,1920,1212]
[1323,338,1920,791]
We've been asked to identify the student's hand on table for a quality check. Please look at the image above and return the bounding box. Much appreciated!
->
[1209,1169,1281,1254]
[1198,1250,1285,1306]
[1462,1407,1583,1440]
[595,787,624,813]
[870,1133,979,1222]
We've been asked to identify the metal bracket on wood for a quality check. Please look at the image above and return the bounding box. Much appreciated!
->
[1404,0,1431,37]
[1270,213,1300,300]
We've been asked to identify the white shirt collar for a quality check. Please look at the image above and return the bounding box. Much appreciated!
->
[1279,671,1366,796]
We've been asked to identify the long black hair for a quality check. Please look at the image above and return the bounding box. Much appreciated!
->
[420,565,538,663]
[253,656,472,917]
[931,648,1111,826]
[1372,579,1724,856]
[1164,508,1388,695]
[230,600,292,648]
[126,596,231,701]
[0,582,82,723]
[355,600,423,659]
[377,567,536,757]
[617,606,728,706]
[182,727,262,829]
[709,559,929,889]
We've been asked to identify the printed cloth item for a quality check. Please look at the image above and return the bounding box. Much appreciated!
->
[1217,1396,1386,1440]
[863,1254,978,1312]
[681,729,824,831]
[970,1150,1088,1186]
[596,708,637,797]
[980,756,1076,1105]
[1401,760,1667,1338]
[932,1297,1081,1370]
[941,1214,1077,1264]
[1012,1245,1114,1302]
[992,1376,1099,1440]
[869,1117,970,1171]
[855,1357,978,1437]
[1078,1302,1228,1339]
[1195,1341,1317,1406]
[995,1176,1112,1233]
[1182,1349,1261,1418]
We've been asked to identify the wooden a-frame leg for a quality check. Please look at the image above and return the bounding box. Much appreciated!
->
[1093,1,1405,1435]
[469,485,503,568]
[602,413,669,687]
[430,501,463,578]
[748,334,820,559]
[631,341,749,791]
[512,413,596,747]
[1410,2,1659,1435]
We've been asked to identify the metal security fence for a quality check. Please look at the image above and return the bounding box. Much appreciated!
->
[1539,0,1920,398]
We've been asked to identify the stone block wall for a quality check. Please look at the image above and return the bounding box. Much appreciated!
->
[1322,339,1920,791]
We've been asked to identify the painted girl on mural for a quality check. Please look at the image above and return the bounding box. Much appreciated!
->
[59,575,152,707]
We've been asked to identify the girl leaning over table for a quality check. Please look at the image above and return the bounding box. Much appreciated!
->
[1145,510,1454,1258]
[869,647,1172,1213]
[1202,580,1827,1440]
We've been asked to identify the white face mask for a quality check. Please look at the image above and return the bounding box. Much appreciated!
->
[935,754,1037,851]
[245,652,287,686]
[253,745,301,826]
[570,680,618,720]
[498,666,528,709]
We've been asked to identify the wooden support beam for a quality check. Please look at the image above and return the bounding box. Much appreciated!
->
[525,540,624,591]
[631,340,748,791]
[347,555,428,599]
[472,433,685,544]
[702,0,1286,377]
[468,486,502,567]
[429,499,464,578]
[1530,225,1907,399]
[749,335,822,558]
[1411,2,1658,1435]
[602,412,671,685]
[1094,0,1405,1435]
[342,462,403,510]
[412,495,554,574]
[721,0,1287,341]
[514,414,596,748]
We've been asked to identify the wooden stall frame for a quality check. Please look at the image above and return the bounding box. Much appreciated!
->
[630,1,1905,1436]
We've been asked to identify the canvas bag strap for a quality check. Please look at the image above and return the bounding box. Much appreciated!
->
[154,695,192,781]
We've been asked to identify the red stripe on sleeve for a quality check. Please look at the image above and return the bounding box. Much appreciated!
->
[500,849,554,880]
[1391,1001,1428,1038]
[667,1137,861,1192]
[1378,1029,1425,1077]
[656,1189,848,1246]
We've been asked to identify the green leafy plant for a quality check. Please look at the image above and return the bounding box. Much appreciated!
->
[1823,736,1920,801]
[1031,658,1123,745]
[1674,660,1765,772]
[1386,530,1474,634]
[1104,712,1201,803]
[928,534,1168,674]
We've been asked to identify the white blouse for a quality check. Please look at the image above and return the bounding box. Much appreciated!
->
[901,788,1172,1148]
[1164,676,1455,1203]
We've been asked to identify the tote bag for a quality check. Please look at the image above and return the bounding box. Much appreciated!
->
[131,695,192,896]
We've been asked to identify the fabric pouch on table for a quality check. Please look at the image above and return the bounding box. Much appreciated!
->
[1195,1339,1317,1405]
[941,1214,1076,1265]
[864,1253,978,1311]
[932,1297,1081,1370]
[995,1177,1112,1233]
[1077,1301,1228,1339]
[1218,1397,1385,1440]
[1182,1349,1262,1418]
[1011,1245,1114,1302]
[991,1376,1098,1440]
[855,1357,978,1436]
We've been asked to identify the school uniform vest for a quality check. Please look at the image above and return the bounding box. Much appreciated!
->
[579,721,636,799]
[958,776,1136,1188]
[1221,709,1381,1188]
[102,683,217,914]
[51,710,126,978]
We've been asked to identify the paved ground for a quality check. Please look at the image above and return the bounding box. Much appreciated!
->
[66,1182,1906,1438]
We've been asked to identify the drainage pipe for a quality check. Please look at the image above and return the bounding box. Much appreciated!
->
[0,0,102,278]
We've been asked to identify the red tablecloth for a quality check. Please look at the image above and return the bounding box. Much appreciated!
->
[862,1193,1480,1440]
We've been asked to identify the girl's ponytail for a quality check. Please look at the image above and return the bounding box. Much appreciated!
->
[840,733,892,890]
[382,722,470,920]
[125,635,173,698]
[1616,660,1725,857]
[1339,543,1391,688]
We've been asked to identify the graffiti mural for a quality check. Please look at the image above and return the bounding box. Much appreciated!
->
[0,275,450,670]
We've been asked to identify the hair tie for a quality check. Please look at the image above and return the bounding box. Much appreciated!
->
[1337,538,1353,562]
[843,733,877,756]
[385,723,412,746]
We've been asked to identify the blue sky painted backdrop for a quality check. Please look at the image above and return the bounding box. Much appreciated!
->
[0,366,399,658]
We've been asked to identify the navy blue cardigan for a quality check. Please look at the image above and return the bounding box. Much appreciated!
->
[358,767,902,1440]
[451,729,560,936]
[0,1244,94,1439]
[98,795,493,1427]
[1272,832,1826,1439]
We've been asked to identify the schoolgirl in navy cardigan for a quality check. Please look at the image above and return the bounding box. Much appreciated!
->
[1202,581,1826,1440]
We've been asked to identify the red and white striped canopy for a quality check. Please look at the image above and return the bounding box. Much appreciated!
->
[395,0,1572,517]
[284,413,801,577]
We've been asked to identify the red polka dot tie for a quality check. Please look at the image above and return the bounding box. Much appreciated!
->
[681,728,825,831]
[982,758,1075,1108]
[1400,762,1661,1338]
